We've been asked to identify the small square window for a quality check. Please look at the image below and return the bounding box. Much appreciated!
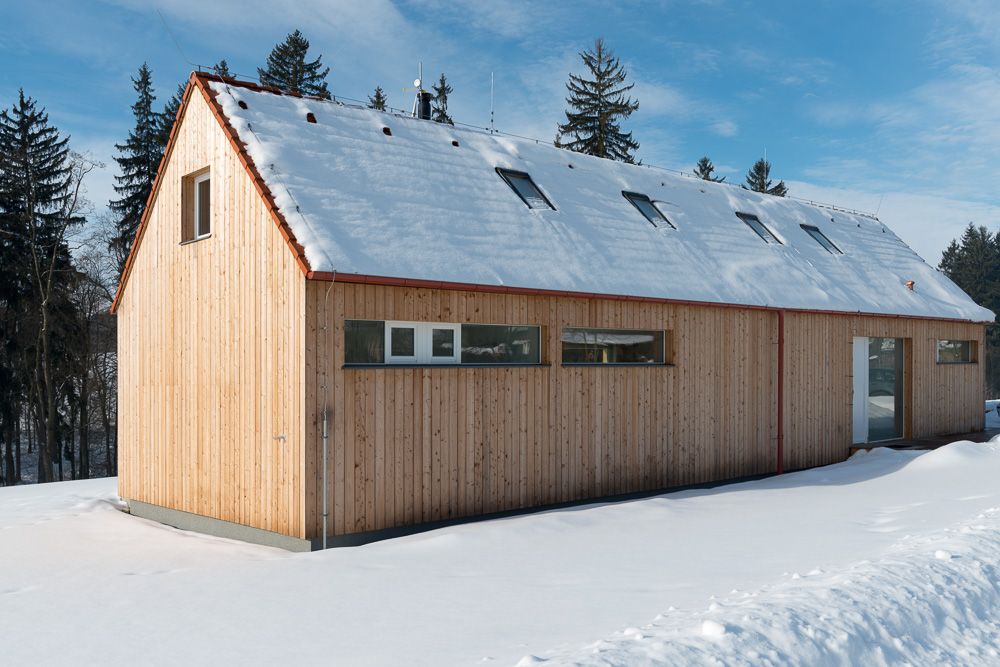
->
[801,224,842,254]
[496,168,555,210]
[623,191,675,228]
[736,212,781,244]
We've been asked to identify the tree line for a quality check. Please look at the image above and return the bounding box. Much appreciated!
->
[0,93,115,484]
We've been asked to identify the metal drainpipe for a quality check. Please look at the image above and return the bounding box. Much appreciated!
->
[321,276,336,549]
[777,309,785,475]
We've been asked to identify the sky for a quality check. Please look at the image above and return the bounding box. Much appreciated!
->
[2,0,999,265]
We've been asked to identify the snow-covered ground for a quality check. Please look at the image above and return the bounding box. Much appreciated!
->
[4,439,1000,665]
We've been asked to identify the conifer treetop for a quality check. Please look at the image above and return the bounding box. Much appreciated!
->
[257,30,331,99]
[109,63,162,261]
[556,37,640,163]
[694,156,725,182]
[0,90,73,220]
[368,86,388,112]
[153,82,186,152]
[741,157,787,197]
[432,73,454,125]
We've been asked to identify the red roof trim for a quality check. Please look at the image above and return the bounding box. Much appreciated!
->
[306,271,990,324]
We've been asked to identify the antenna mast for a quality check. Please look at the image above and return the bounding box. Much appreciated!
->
[411,62,424,117]
[490,72,495,134]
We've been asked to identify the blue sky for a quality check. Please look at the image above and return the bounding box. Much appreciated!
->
[2,0,999,263]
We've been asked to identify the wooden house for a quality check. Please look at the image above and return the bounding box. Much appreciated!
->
[112,72,992,550]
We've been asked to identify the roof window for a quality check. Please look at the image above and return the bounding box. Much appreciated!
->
[496,168,555,210]
[801,224,843,254]
[736,212,781,244]
[623,191,675,228]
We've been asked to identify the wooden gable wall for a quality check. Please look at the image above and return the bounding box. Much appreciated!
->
[117,88,308,538]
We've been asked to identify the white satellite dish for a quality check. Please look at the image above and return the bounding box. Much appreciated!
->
[413,78,421,88]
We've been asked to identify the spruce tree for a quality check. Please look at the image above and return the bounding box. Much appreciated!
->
[556,38,640,163]
[0,91,85,482]
[368,86,388,111]
[213,60,231,77]
[153,83,186,153]
[257,30,331,99]
[694,157,725,182]
[109,63,161,266]
[939,223,1000,396]
[431,74,453,125]
[741,158,787,197]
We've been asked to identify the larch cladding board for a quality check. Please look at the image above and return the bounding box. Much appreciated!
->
[302,283,774,539]
[303,282,985,540]
[117,90,308,538]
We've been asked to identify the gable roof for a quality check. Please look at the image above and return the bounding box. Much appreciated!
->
[113,73,993,323]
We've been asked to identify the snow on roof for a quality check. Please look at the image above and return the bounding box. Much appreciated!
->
[207,79,993,322]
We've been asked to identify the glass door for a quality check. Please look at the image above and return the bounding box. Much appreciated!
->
[866,337,904,442]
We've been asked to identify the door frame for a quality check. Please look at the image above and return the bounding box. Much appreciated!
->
[852,336,910,444]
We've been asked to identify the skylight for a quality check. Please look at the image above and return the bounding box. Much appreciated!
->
[623,191,675,228]
[736,212,781,244]
[496,168,555,210]
[801,224,843,254]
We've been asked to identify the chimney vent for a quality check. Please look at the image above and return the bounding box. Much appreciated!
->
[905,280,915,291]
[306,112,317,124]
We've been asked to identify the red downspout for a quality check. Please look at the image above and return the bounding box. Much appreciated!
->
[777,310,785,475]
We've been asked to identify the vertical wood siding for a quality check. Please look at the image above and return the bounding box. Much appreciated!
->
[782,312,985,471]
[117,92,307,538]
[304,283,985,539]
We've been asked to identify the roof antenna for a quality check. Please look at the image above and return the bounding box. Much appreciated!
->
[409,62,424,117]
[156,9,202,71]
[875,193,885,216]
[490,72,495,134]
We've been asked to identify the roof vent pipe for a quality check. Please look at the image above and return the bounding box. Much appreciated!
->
[418,91,432,120]
[905,280,915,291]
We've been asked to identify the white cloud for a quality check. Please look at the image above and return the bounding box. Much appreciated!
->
[926,0,1000,52]
[631,79,691,117]
[710,120,738,137]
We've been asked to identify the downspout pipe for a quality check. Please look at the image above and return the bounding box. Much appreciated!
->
[321,276,336,549]
[777,309,785,475]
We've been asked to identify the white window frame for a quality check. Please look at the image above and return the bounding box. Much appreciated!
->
[385,321,460,364]
[194,171,211,239]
